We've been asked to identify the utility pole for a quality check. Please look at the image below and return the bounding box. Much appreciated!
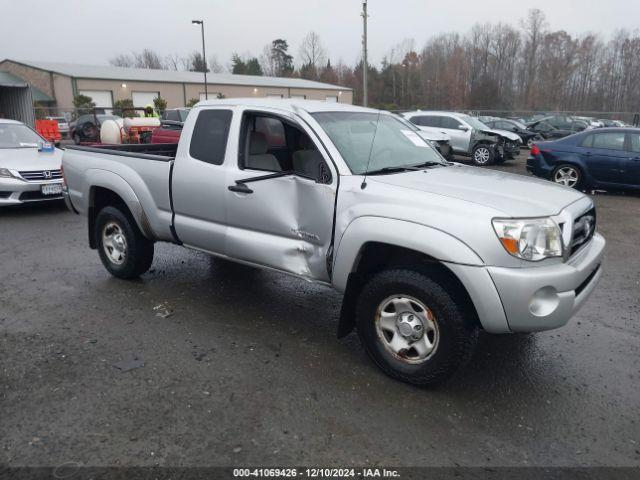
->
[361,0,368,107]
[192,19,208,100]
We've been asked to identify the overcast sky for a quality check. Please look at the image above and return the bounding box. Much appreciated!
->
[1,0,637,69]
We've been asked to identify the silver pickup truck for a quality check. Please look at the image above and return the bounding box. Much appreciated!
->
[62,99,605,386]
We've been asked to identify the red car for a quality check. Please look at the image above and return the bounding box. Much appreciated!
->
[151,108,190,144]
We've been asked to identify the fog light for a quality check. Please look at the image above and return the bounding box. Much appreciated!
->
[529,287,560,317]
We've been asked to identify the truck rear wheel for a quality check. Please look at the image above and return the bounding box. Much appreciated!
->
[95,206,154,279]
[355,269,478,386]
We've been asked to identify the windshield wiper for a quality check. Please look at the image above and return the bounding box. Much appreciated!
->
[364,165,422,175]
[409,161,446,168]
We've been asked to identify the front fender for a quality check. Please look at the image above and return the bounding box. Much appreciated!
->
[332,216,484,293]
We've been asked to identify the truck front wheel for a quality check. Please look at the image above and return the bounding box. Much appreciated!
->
[95,206,154,279]
[355,269,478,386]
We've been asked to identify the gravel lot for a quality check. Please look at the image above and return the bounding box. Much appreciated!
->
[1,152,639,468]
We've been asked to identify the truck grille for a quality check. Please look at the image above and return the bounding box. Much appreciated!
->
[18,169,63,181]
[571,208,596,256]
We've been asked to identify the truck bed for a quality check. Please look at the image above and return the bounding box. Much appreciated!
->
[62,142,177,243]
[64,143,178,160]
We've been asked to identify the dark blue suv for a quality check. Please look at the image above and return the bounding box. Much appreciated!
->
[527,128,640,190]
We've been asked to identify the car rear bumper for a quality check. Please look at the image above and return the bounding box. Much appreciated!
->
[0,177,64,205]
[526,155,554,178]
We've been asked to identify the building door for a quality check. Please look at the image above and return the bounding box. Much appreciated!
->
[78,90,112,113]
[132,91,159,108]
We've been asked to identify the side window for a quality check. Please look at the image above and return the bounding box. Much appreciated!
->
[580,135,594,148]
[629,133,640,153]
[592,132,625,151]
[189,109,233,165]
[441,116,462,129]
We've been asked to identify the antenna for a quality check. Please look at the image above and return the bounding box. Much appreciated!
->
[361,0,369,108]
[360,110,382,189]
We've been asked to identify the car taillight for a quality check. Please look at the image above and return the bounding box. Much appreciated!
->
[530,145,540,155]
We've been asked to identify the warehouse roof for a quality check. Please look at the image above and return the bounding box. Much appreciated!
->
[1,59,350,91]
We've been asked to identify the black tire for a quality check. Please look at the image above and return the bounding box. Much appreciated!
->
[73,133,81,144]
[95,206,154,279]
[552,164,583,189]
[355,269,478,386]
[471,144,495,166]
[494,156,507,164]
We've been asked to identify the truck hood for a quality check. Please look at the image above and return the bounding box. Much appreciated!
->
[0,147,63,171]
[370,164,585,217]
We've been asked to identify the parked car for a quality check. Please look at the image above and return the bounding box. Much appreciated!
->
[573,116,604,129]
[46,116,70,137]
[0,119,64,205]
[151,108,191,144]
[403,111,521,165]
[62,98,605,386]
[532,115,588,133]
[483,118,542,148]
[527,127,640,190]
[69,113,123,144]
[394,113,453,159]
[527,120,576,140]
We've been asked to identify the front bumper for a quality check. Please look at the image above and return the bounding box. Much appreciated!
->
[447,233,605,334]
[0,177,64,205]
[488,233,605,332]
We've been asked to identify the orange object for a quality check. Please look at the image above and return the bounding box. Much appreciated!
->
[35,119,62,143]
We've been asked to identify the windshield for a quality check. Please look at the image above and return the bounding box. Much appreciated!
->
[460,115,489,130]
[312,112,447,174]
[0,124,44,148]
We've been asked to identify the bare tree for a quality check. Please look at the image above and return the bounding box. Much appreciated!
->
[298,31,327,79]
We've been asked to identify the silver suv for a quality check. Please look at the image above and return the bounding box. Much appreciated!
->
[403,111,521,165]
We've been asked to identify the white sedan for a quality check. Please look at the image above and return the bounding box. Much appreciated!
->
[0,119,64,206]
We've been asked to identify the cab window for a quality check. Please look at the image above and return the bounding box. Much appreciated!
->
[239,112,331,183]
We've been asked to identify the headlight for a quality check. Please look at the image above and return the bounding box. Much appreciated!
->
[492,217,563,261]
[0,168,15,178]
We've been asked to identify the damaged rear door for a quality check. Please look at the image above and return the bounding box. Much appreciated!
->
[224,108,337,282]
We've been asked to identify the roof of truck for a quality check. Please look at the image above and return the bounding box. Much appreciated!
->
[195,98,378,114]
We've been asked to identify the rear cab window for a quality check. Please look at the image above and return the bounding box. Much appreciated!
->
[189,109,233,165]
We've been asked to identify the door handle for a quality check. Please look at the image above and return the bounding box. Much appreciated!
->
[631,157,640,162]
[228,183,253,194]
[584,151,592,156]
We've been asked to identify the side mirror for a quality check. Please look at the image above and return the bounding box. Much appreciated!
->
[512,127,518,132]
[457,125,469,131]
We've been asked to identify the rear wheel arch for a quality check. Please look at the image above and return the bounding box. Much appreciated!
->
[88,186,151,248]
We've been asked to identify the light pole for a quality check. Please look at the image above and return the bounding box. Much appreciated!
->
[361,0,368,107]
[192,19,208,100]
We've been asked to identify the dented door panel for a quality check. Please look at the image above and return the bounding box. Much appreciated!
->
[224,173,336,282]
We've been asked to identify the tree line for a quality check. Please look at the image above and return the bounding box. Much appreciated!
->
[109,9,640,114]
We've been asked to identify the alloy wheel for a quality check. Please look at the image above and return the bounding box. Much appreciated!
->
[474,147,491,164]
[554,166,579,187]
